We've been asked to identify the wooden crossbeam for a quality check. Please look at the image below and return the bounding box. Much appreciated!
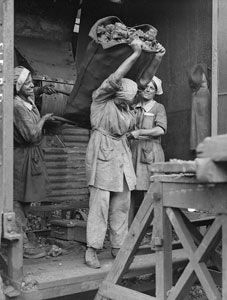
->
[181,212,222,271]
[94,184,156,300]
[166,208,222,300]
[97,281,156,300]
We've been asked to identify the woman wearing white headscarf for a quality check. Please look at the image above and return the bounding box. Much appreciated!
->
[13,66,55,258]
[128,45,167,224]
[85,39,143,269]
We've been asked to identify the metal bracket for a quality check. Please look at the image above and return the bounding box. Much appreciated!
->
[2,212,21,241]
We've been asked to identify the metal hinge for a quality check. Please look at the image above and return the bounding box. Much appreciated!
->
[2,212,21,241]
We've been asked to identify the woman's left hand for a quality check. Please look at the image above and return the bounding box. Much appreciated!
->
[155,43,166,57]
[130,130,141,139]
[42,84,57,95]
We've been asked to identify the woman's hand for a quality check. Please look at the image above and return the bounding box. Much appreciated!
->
[155,43,166,57]
[130,39,143,55]
[41,84,57,95]
[43,113,54,122]
[130,130,141,139]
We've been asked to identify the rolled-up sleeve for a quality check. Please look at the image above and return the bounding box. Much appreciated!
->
[92,74,122,103]
[155,104,167,132]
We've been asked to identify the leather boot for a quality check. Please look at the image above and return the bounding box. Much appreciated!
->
[85,247,101,269]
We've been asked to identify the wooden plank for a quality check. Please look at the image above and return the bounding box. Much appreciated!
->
[1,0,14,212]
[44,147,87,154]
[105,185,155,284]
[29,201,89,212]
[211,0,218,136]
[152,182,172,300]
[47,195,88,202]
[181,213,221,271]
[47,169,85,176]
[149,161,196,174]
[0,0,3,251]
[48,188,88,197]
[94,185,156,300]
[44,154,86,161]
[48,182,87,190]
[196,158,227,183]
[222,214,227,300]
[196,134,227,161]
[97,281,156,300]
[168,263,196,300]
[162,181,227,214]
[166,208,222,300]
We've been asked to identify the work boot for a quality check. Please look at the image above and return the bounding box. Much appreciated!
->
[85,247,101,269]
[23,242,46,259]
[111,248,120,258]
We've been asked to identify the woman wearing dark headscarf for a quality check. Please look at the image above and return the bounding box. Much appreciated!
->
[13,66,55,258]
[188,63,211,153]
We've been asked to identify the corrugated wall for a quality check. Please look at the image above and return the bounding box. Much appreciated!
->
[43,126,90,207]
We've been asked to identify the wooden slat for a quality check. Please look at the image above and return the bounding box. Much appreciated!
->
[196,158,227,183]
[162,181,227,214]
[94,185,156,300]
[45,153,85,162]
[29,201,89,212]
[149,161,196,174]
[48,176,86,184]
[153,181,172,299]
[48,188,88,197]
[44,147,87,154]
[196,134,227,161]
[168,263,196,300]
[48,182,87,190]
[98,281,156,300]
[166,208,222,300]
[47,169,85,176]
[63,135,89,143]
[222,214,227,299]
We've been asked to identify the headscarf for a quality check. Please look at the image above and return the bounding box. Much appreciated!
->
[150,75,163,95]
[14,66,30,93]
[116,78,138,102]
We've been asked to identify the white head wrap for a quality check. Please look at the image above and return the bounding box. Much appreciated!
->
[116,78,138,102]
[14,66,30,93]
[150,75,163,95]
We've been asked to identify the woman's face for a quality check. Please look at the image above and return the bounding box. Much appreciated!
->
[201,73,208,88]
[140,81,156,101]
[20,74,34,98]
[114,98,129,110]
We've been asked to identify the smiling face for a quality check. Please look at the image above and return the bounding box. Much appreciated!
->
[140,81,156,102]
[20,74,34,98]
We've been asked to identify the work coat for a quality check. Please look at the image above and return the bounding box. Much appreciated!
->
[86,74,137,192]
[190,86,211,151]
[131,100,167,190]
[14,96,49,203]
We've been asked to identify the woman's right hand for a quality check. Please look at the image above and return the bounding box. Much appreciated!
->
[43,113,54,122]
[130,39,143,54]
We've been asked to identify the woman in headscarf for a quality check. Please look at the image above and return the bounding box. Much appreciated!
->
[85,39,143,269]
[128,45,167,224]
[13,66,55,258]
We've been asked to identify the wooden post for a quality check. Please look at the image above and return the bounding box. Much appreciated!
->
[222,215,227,299]
[211,0,218,136]
[153,181,172,300]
